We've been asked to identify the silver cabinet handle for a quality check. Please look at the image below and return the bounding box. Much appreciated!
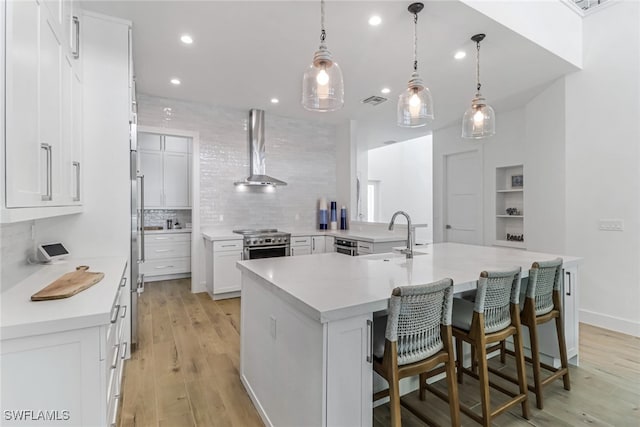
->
[154,265,174,269]
[154,237,170,240]
[72,161,80,201]
[366,319,373,363]
[154,249,172,253]
[565,271,572,296]
[120,305,127,319]
[221,244,237,248]
[110,396,120,427]
[137,274,145,294]
[41,143,52,201]
[312,239,315,251]
[138,175,145,262]
[120,277,127,288]
[110,304,120,324]
[291,248,295,256]
[111,343,119,369]
[121,342,128,360]
[72,16,80,59]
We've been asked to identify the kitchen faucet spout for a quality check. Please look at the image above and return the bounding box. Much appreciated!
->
[388,211,414,259]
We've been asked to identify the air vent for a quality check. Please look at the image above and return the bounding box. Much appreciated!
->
[361,95,388,106]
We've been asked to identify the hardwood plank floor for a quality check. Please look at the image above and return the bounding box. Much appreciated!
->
[119,279,640,426]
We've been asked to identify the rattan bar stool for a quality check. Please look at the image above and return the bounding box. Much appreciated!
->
[372,278,461,427]
[489,258,571,410]
[434,268,530,427]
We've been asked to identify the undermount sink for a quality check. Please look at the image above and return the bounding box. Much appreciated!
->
[363,252,428,261]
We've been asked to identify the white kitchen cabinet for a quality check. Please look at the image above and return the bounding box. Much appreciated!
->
[291,236,312,256]
[325,236,335,253]
[205,240,243,299]
[138,133,191,209]
[1,259,128,427]
[140,231,191,281]
[311,236,326,254]
[2,0,83,220]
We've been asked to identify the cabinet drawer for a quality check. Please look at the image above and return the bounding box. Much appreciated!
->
[145,232,191,243]
[140,258,190,276]
[145,241,190,260]
[291,236,311,246]
[213,240,243,252]
[357,241,373,254]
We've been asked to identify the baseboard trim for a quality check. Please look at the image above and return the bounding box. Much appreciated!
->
[241,373,274,427]
[580,309,640,337]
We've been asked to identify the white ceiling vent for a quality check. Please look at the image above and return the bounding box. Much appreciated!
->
[361,95,388,106]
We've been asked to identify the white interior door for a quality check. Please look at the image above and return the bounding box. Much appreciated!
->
[444,150,482,244]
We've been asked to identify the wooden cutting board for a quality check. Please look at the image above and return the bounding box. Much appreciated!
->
[31,266,105,301]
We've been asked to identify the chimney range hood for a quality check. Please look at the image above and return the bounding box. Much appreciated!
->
[234,109,287,187]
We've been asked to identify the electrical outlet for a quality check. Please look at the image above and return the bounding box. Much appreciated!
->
[270,316,277,339]
[599,219,624,231]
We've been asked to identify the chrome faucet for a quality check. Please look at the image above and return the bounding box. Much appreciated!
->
[388,211,414,259]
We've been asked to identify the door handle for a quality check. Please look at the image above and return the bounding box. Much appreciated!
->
[565,271,572,296]
[41,143,52,201]
[366,319,373,363]
[73,161,80,201]
[72,16,80,59]
[138,174,145,262]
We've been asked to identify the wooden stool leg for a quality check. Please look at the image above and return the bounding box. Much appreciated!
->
[456,337,464,384]
[555,315,571,391]
[388,366,402,427]
[419,372,427,401]
[446,351,461,427]
[475,340,492,427]
[528,319,544,409]
[471,345,478,374]
[513,325,531,420]
[499,339,506,364]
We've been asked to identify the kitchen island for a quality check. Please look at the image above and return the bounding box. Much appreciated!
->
[237,243,581,427]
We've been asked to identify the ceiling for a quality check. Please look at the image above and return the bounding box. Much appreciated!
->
[81,1,579,143]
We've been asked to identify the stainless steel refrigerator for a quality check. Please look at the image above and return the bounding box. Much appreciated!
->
[130,113,144,349]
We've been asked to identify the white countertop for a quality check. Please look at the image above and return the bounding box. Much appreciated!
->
[202,227,408,243]
[236,243,581,323]
[1,257,128,340]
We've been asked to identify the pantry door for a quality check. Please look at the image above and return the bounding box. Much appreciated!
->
[443,150,483,245]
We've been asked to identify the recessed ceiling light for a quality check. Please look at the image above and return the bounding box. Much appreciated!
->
[381,87,391,94]
[454,51,466,60]
[180,34,193,45]
[170,78,181,85]
[368,15,382,26]
[270,98,279,104]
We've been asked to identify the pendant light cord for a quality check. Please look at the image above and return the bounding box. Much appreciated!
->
[320,0,326,42]
[413,12,418,72]
[476,40,481,92]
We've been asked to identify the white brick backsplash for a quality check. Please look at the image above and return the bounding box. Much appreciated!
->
[143,209,192,229]
[1,222,40,291]
[137,94,337,230]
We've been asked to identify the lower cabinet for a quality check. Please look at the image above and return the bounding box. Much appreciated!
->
[0,270,128,426]
[311,236,325,254]
[206,239,243,299]
[140,231,191,281]
[291,236,312,256]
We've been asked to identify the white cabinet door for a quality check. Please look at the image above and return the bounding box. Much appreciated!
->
[291,246,311,256]
[326,314,373,426]
[5,0,45,207]
[325,236,335,253]
[163,152,190,208]
[60,54,74,204]
[139,151,163,207]
[71,69,83,203]
[311,236,326,254]
[138,133,162,151]
[213,250,243,294]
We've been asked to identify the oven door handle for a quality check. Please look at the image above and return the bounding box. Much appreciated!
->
[247,244,290,250]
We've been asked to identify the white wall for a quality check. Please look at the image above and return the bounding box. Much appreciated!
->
[460,0,583,68]
[137,94,338,231]
[433,108,526,245]
[564,1,640,335]
[524,78,566,254]
[367,137,433,243]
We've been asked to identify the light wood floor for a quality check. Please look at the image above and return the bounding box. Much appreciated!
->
[119,279,640,426]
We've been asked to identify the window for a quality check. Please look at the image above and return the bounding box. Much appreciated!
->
[367,181,379,222]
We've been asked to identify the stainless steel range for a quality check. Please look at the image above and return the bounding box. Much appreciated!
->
[233,229,291,260]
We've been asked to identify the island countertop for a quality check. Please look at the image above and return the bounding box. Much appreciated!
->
[236,242,581,323]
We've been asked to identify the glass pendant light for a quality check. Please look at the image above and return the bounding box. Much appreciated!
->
[397,2,433,128]
[302,0,344,112]
[462,34,495,139]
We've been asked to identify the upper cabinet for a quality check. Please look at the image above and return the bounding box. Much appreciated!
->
[2,0,83,222]
[138,133,191,209]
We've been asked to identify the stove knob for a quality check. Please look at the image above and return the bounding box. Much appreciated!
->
[259,239,264,244]
[245,239,250,244]
[252,239,257,244]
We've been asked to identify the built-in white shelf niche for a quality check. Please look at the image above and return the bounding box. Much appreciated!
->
[495,165,525,249]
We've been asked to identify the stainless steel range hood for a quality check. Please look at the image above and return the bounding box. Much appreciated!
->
[234,109,287,187]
